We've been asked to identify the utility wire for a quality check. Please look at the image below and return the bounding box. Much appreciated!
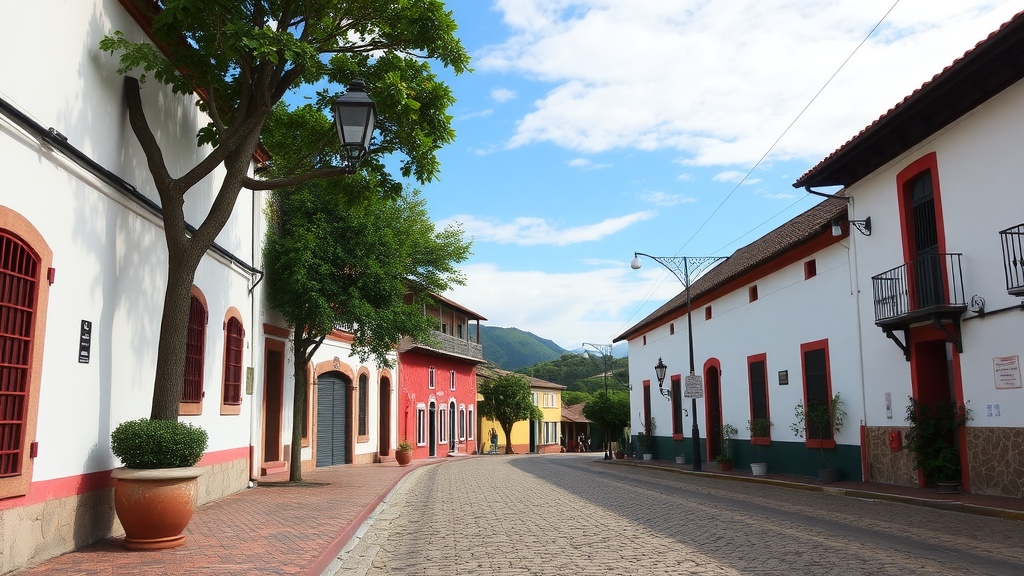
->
[615,0,902,339]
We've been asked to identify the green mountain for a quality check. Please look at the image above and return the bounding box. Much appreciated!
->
[518,353,630,393]
[479,325,565,370]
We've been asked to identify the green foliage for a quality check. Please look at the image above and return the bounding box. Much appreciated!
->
[562,391,591,406]
[717,423,738,463]
[478,373,543,453]
[747,418,772,462]
[790,393,847,469]
[582,390,630,431]
[636,417,656,454]
[263,173,470,369]
[517,352,629,393]
[111,418,208,469]
[480,326,564,370]
[905,397,971,483]
[397,440,413,452]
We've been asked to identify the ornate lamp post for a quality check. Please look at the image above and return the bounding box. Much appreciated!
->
[631,252,726,472]
[583,342,613,460]
[332,79,377,172]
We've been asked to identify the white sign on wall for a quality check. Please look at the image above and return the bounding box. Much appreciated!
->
[684,375,703,398]
[993,355,1022,389]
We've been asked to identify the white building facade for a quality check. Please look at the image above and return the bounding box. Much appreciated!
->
[794,12,1024,497]
[619,199,865,479]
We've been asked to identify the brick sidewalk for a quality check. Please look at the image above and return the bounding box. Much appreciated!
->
[14,460,440,576]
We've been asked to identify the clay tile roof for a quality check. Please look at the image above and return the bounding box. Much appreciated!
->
[562,402,591,423]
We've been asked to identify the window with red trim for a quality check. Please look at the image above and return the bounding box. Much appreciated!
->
[704,306,712,320]
[748,285,758,302]
[221,316,244,412]
[747,354,770,442]
[0,232,39,480]
[181,294,207,412]
[669,323,675,335]
[800,340,834,448]
[670,376,683,437]
[804,259,817,280]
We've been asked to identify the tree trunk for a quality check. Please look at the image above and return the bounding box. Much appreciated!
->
[502,422,515,454]
[150,247,202,421]
[289,338,311,482]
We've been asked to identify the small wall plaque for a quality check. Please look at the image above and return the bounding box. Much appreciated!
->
[78,320,92,364]
[778,370,788,386]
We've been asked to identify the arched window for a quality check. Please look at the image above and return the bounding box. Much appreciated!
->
[221,313,244,415]
[357,373,368,438]
[180,291,207,415]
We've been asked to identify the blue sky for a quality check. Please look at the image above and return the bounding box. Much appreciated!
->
[399,0,1023,351]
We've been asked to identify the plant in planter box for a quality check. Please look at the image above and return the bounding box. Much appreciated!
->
[905,397,971,489]
[396,439,413,466]
[746,418,772,475]
[716,423,738,469]
[637,417,656,459]
[790,393,847,481]
[110,418,209,550]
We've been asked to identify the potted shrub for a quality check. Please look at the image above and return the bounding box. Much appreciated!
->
[905,397,971,492]
[637,417,656,460]
[110,418,208,550]
[614,432,627,459]
[395,440,413,466]
[716,423,738,471]
[747,418,772,475]
[790,393,847,482]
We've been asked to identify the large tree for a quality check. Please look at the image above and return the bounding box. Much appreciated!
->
[99,0,469,420]
[263,165,470,481]
[582,389,630,456]
[478,373,543,454]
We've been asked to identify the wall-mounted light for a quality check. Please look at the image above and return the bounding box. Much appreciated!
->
[655,357,671,399]
[832,216,871,237]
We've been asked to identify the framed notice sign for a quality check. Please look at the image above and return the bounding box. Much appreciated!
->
[993,355,1022,389]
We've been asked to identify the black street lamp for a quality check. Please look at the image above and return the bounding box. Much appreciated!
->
[631,252,726,472]
[332,79,377,172]
[583,342,613,460]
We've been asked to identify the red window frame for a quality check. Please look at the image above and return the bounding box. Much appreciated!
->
[748,285,758,302]
[670,375,683,439]
[180,290,207,415]
[804,259,817,280]
[220,313,244,415]
[747,353,771,445]
[800,339,835,449]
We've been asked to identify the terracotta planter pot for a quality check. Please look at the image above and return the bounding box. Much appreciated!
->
[111,466,206,550]
[719,461,733,471]
[395,450,413,466]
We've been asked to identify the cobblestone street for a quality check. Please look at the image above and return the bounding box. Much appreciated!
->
[333,453,1024,575]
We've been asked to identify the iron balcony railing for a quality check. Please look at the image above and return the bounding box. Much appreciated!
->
[999,224,1024,296]
[399,329,483,361]
[871,253,966,323]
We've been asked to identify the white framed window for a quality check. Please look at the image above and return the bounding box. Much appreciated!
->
[416,405,426,446]
[450,370,456,390]
[543,422,558,445]
[468,406,474,439]
[428,366,435,389]
[439,406,447,442]
[543,393,556,408]
[459,406,466,440]
[532,392,539,405]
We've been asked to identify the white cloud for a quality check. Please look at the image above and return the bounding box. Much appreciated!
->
[713,171,761,185]
[638,191,696,207]
[442,211,657,246]
[491,87,517,102]
[568,158,611,170]
[459,109,494,120]
[445,262,682,349]
[479,0,1022,167]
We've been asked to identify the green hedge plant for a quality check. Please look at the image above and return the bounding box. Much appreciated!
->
[111,418,209,469]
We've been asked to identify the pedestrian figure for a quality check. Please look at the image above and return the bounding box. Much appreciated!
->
[490,428,499,454]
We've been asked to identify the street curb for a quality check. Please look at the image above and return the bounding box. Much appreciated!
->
[613,460,1024,523]
[304,459,448,576]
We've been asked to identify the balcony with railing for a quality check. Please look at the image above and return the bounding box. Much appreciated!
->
[871,253,966,360]
[1000,224,1024,296]
[398,329,484,362]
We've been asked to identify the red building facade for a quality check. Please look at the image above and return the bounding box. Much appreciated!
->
[396,295,485,459]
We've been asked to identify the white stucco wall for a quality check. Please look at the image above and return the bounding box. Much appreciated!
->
[627,239,862,447]
[847,77,1024,430]
[0,0,259,482]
